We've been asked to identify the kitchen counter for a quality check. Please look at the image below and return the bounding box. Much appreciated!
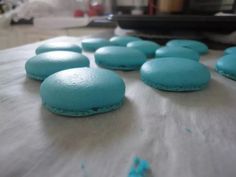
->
[0,25,110,50]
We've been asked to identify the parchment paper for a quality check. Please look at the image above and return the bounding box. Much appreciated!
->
[0,36,236,177]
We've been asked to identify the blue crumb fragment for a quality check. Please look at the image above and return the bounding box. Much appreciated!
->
[81,161,88,177]
[128,157,150,177]
[185,128,192,133]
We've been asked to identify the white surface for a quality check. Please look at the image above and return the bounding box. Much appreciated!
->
[1,36,236,177]
[34,16,92,29]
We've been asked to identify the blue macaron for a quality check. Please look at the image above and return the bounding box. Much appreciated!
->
[216,54,236,80]
[224,46,236,55]
[25,51,89,80]
[155,46,200,61]
[127,40,160,58]
[36,42,82,54]
[110,36,142,46]
[81,38,111,52]
[141,58,211,91]
[95,46,146,70]
[166,39,208,55]
[40,68,126,117]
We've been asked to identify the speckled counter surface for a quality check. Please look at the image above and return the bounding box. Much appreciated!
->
[0,34,236,177]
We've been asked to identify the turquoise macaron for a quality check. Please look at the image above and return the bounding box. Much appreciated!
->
[141,57,211,91]
[81,38,111,52]
[216,54,236,80]
[25,51,89,80]
[224,46,236,55]
[155,46,200,61]
[95,46,146,70]
[166,39,208,55]
[127,40,160,58]
[35,42,82,54]
[40,68,126,117]
[110,36,142,46]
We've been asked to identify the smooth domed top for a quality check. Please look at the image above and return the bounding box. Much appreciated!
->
[166,39,208,55]
[216,54,236,80]
[109,36,142,46]
[95,46,146,70]
[141,58,210,91]
[224,46,236,55]
[25,51,89,80]
[40,68,125,112]
[155,46,200,61]
[36,42,82,54]
[81,38,111,52]
[127,40,160,58]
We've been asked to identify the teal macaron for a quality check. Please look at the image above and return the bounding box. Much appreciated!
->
[81,38,111,52]
[110,36,142,46]
[40,68,126,117]
[141,58,211,92]
[25,51,89,80]
[95,46,146,70]
[224,46,236,55]
[127,40,160,58]
[166,39,208,55]
[155,46,200,61]
[36,42,82,54]
[216,54,236,80]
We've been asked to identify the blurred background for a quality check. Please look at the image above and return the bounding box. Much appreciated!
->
[0,0,236,49]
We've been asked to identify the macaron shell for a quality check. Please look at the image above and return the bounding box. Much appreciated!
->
[25,51,89,80]
[110,36,142,46]
[40,68,125,116]
[95,46,146,70]
[81,38,111,52]
[224,46,236,55]
[127,40,160,58]
[166,39,208,55]
[155,46,200,61]
[141,58,211,91]
[36,42,82,54]
[216,54,236,80]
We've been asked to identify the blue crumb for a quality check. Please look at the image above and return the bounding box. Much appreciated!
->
[185,128,192,133]
[128,157,150,177]
[80,161,88,177]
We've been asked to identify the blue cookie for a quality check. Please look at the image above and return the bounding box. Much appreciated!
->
[81,38,111,52]
[110,36,141,46]
[167,39,208,55]
[95,46,146,70]
[224,46,236,55]
[216,54,236,80]
[127,40,160,58]
[40,68,125,117]
[155,46,200,61]
[25,51,89,80]
[36,42,82,54]
[141,58,211,91]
